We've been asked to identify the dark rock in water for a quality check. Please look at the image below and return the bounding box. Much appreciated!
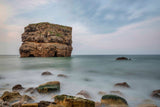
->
[116,57,130,60]
[12,84,25,91]
[1,91,22,103]
[114,82,130,88]
[41,71,53,76]
[54,94,95,107]
[57,74,67,78]
[101,94,128,107]
[38,101,52,107]
[36,81,60,93]
[76,90,91,98]
[19,22,72,57]
[25,87,36,94]
[21,95,34,103]
[151,89,160,99]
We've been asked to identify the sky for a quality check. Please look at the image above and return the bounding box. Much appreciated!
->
[0,0,160,55]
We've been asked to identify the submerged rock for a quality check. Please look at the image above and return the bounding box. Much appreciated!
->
[114,82,130,88]
[19,22,72,57]
[36,81,60,93]
[25,87,36,94]
[137,99,157,107]
[116,57,130,60]
[57,74,67,78]
[1,91,22,103]
[12,84,25,91]
[151,89,160,99]
[95,102,101,107]
[110,91,124,96]
[21,95,34,103]
[76,90,91,98]
[98,91,107,96]
[101,94,128,107]
[54,94,95,107]
[41,71,53,76]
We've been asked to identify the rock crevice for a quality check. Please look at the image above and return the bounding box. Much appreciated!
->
[19,22,72,57]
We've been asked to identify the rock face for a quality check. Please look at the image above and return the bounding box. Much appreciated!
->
[19,22,72,57]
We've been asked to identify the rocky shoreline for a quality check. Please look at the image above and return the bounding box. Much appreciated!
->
[0,71,159,107]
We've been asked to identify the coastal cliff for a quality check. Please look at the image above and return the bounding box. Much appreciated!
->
[19,22,72,57]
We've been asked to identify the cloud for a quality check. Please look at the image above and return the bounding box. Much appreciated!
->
[73,17,160,54]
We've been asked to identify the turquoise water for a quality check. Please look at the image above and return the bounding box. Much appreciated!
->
[0,55,160,106]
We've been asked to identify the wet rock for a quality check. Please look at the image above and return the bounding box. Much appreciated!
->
[25,87,36,94]
[22,103,38,107]
[36,81,60,93]
[76,90,91,98]
[151,89,160,99]
[12,84,25,91]
[114,82,130,88]
[110,91,124,96]
[54,94,95,107]
[116,57,130,60]
[98,91,107,96]
[11,101,22,107]
[48,103,64,107]
[38,101,52,107]
[95,102,101,107]
[101,94,128,107]
[41,71,53,76]
[1,91,22,103]
[57,74,67,78]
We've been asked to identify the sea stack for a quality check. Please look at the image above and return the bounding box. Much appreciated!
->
[19,22,72,57]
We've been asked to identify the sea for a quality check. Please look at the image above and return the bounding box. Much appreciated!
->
[0,55,160,106]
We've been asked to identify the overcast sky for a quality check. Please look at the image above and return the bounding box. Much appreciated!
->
[0,0,160,55]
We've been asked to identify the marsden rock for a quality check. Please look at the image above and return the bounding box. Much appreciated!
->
[19,22,72,57]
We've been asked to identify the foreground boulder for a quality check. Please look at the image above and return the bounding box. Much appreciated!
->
[19,22,72,57]
[36,81,60,93]
[114,82,130,88]
[151,89,160,99]
[54,94,95,107]
[101,95,128,107]
[12,84,25,91]
[1,91,22,103]
[116,57,130,60]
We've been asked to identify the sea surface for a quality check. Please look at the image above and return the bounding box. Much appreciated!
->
[0,55,160,106]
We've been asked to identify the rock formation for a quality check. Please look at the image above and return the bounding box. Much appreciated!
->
[19,22,72,57]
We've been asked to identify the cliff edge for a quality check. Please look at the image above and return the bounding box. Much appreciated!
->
[19,22,72,57]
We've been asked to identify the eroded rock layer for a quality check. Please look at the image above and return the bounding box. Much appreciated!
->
[19,22,72,57]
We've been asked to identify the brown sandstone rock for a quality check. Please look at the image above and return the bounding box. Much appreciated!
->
[95,102,101,107]
[19,22,72,57]
[1,91,22,103]
[22,103,38,107]
[36,81,60,93]
[114,82,130,88]
[38,101,52,107]
[12,84,25,91]
[25,87,36,94]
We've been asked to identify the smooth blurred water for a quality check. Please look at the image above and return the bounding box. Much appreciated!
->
[0,55,160,106]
